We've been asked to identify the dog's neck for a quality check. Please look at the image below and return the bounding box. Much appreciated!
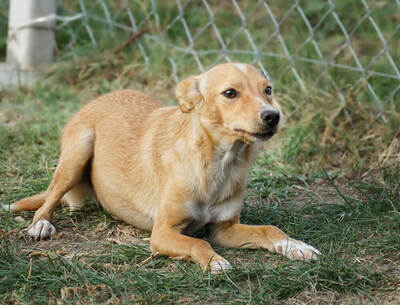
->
[196,115,262,163]
[214,140,247,162]
[186,113,260,174]
[176,111,258,207]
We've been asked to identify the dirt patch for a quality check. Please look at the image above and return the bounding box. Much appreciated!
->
[285,286,400,305]
[294,178,367,204]
[246,177,368,208]
[11,216,149,259]
[0,111,17,128]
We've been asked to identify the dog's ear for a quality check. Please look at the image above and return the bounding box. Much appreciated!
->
[175,76,203,113]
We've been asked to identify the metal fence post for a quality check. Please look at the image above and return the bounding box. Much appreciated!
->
[6,0,56,69]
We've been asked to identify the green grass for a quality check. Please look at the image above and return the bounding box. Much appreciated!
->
[1,163,399,304]
[1,1,400,304]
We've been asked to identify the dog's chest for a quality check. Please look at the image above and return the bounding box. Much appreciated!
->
[207,148,242,201]
[186,198,242,231]
[186,144,249,230]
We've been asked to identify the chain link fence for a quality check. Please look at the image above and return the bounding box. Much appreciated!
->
[3,1,400,114]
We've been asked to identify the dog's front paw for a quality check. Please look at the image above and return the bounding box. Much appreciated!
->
[28,220,56,241]
[210,257,232,274]
[274,239,320,260]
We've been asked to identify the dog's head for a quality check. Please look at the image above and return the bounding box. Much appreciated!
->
[175,63,282,143]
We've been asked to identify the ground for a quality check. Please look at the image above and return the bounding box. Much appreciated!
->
[0,51,399,304]
[1,159,399,304]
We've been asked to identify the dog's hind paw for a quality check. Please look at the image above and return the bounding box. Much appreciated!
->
[1,203,12,211]
[210,257,232,274]
[274,239,320,261]
[28,220,56,241]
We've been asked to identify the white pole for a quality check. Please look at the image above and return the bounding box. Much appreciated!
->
[6,0,56,70]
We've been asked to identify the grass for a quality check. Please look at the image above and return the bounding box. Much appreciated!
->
[1,0,400,304]
[1,163,399,304]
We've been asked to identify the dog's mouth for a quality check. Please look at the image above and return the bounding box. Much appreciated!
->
[249,131,275,140]
[234,129,276,141]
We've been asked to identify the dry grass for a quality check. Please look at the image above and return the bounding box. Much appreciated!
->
[274,83,399,177]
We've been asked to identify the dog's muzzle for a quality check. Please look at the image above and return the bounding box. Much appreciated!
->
[234,110,280,141]
[244,110,280,140]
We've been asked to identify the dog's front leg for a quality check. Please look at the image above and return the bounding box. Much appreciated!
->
[150,199,231,273]
[212,216,320,260]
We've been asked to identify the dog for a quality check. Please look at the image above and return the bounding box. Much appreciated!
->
[3,63,320,273]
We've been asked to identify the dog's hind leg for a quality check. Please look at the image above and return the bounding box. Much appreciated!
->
[28,124,94,240]
[61,180,93,211]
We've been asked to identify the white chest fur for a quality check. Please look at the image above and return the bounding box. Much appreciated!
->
[186,141,250,230]
[187,198,243,226]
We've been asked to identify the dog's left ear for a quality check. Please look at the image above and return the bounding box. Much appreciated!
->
[175,76,203,113]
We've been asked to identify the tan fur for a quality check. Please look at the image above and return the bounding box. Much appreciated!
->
[9,63,319,273]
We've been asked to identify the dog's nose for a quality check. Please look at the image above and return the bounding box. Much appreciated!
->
[260,110,280,128]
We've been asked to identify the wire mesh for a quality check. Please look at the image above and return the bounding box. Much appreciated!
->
[24,1,400,113]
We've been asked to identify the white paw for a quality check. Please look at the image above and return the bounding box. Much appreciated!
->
[1,203,13,211]
[210,257,232,274]
[28,220,56,241]
[274,239,320,261]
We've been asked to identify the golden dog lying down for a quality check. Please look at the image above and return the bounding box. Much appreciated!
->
[5,63,319,273]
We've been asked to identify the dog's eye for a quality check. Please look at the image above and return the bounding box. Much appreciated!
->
[265,86,272,96]
[223,89,237,99]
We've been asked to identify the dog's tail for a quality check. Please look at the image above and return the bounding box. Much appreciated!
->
[2,191,47,212]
